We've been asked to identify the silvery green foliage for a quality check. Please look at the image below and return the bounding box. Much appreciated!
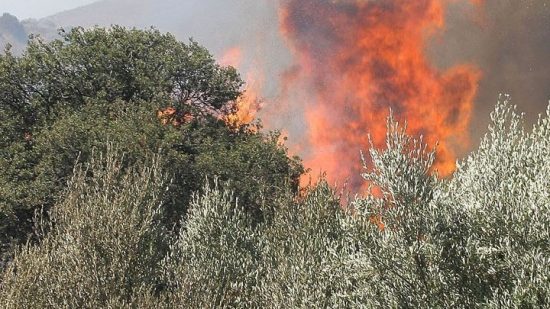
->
[163,180,261,308]
[347,114,455,308]
[0,146,169,308]
[0,100,547,308]
[443,96,550,307]
[347,98,549,307]
[256,182,357,308]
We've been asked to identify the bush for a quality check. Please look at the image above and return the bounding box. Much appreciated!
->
[0,146,169,308]
[1,97,547,307]
[163,180,261,307]
[255,181,356,307]
[442,97,550,306]
[345,98,550,307]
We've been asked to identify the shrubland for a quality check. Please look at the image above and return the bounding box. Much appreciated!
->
[0,26,548,308]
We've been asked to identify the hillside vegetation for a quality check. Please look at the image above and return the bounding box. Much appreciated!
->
[0,27,548,308]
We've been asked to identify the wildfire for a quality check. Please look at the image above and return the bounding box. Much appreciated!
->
[278,0,481,189]
[219,47,262,128]
[157,107,195,126]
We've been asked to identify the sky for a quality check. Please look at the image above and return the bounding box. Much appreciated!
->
[0,0,98,19]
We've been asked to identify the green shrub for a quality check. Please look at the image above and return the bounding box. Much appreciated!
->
[1,98,547,308]
[162,180,261,307]
[0,146,169,308]
[344,98,550,307]
[442,97,550,306]
[255,181,358,308]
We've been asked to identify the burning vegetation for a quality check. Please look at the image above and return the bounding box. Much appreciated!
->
[1,9,548,308]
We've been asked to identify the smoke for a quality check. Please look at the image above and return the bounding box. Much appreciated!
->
[431,0,550,139]
[212,0,549,191]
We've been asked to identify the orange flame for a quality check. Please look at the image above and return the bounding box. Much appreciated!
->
[219,47,243,68]
[157,107,193,126]
[278,0,481,190]
[220,47,262,128]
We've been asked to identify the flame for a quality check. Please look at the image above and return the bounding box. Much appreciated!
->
[278,0,481,190]
[226,78,262,128]
[157,107,177,125]
[157,107,193,126]
[369,214,385,231]
[219,47,244,68]
[220,47,262,128]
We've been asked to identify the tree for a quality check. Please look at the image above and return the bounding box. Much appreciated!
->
[0,26,303,260]
[343,98,550,307]
[0,26,242,127]
[163,180,261,307]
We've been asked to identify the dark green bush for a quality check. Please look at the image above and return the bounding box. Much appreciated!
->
[0,26,303,256]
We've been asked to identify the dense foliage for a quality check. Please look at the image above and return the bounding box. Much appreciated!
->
[0,26,547,308]
[1,147,169,307]
[0,26,303,259]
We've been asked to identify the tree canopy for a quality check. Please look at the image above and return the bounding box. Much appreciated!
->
[0,26,303,257]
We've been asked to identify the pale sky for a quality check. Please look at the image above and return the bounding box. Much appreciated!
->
[0,0,99,20]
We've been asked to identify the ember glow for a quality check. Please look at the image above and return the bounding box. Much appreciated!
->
[157,107,193,126]
[277,0,481,189]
